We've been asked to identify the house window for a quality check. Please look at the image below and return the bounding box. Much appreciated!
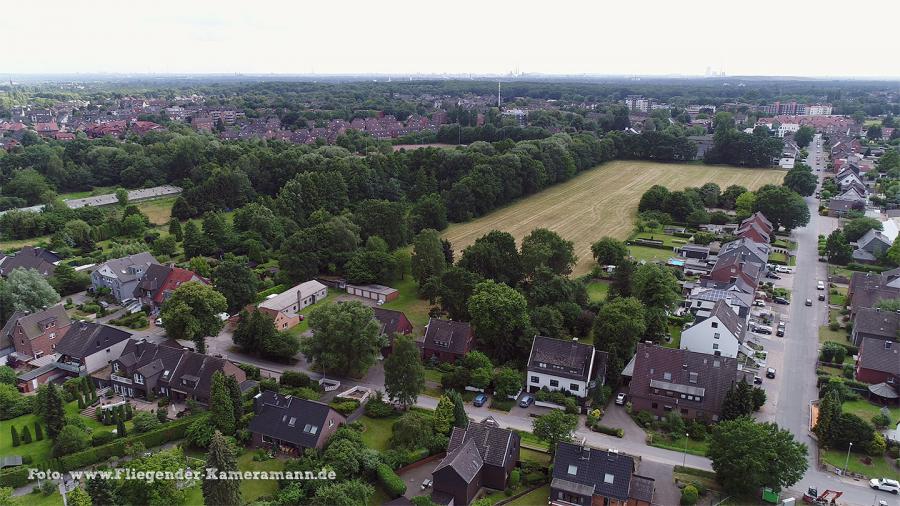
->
[529,376,538,383]
[49,332,56,339]
[603,473,614,484]
[681,408,689,415]
[663,372,672,380]
[651,403,658,409]
[567,464,578,476]
[713,333,720,339]
[712,344,719,350]
[713,360,720,368]
[113,363,119,372]
[134,374,144,385]
[689,372,698,384]
[570,384,579,391]
[549,379,558,387]
[329,419,334,428]
[711,322,718,328]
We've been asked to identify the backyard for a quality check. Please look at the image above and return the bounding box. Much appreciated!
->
[442,160,784,276]
[586,280,610,303]
[821,449,897,479]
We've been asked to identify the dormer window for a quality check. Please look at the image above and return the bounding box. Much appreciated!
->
[604,473,614,484]
[112,363,120,372]
[288,417,296,427]
[303,424,318,435]
[663,372,672,381]
[567,464,577,476]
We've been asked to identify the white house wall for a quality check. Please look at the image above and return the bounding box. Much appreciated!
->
[526,370,588,398]
[680,316,739,358]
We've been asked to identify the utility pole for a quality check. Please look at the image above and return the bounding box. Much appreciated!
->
[497,81,501,109]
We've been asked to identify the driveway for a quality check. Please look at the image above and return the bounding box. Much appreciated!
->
[601,402,647,444]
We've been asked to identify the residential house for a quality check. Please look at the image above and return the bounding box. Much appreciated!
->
[628,343,751,421]
[706,255,763,291]
[248,390,345,455]
[680,300,744,358]
[3,305,71,360]
[851,308,900,346]
[52,321,132,377]
[716,238,770,267]
[836,167,864,190]
[550,442,654,506]
[526,335,603,399]
[372,308,413,356]
[847,272,900,320]
[256,280,328,330]
[827,198,864,218]
[675,244,710,260]
[736,221,770,245]
[107,339,246,403]
[0,246,60,278]
[686,287,753,319]
[741,212,774,236]
[91,252,159,303]
[852,221,899,264]
[345,283,399,303]
[856,338,899,385]
[431,418,520,506]
[133,264,208,311]
[421,318,474,364]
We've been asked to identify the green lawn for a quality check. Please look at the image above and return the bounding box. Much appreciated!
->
[842,399,900,425]
[135,196,178,225]
[380,275,430,330]
[632,231,686,248]
[1,400,134,462]
[772,239,797,250]
[586,281,610,303]
[358,415,396,452]
[829,286,848,307]
[770,251,788,264]
[12,491,64,506]
[514,430,549,451]
[424,367,443,384]
[821,449,898,479]
[819,325,848,345]
[0,235,50,252]
[647,432,709,456]
[665,323,683,349]
[519,447,551,465]
[507,485,550,506]
[236,451,285,502]
[628,245,672,263]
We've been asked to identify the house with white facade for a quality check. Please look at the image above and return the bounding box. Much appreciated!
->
[680,300,744,358]
[90,252,158,303]
[526,336,605,399]
[257,280,328,330]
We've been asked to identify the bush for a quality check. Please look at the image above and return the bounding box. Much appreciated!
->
[330,399,361,416]
[829,321,840,331]
[364,397,395,418]
[593,424,624,438]
[52,425,90,457]
[91,431,117,447]
[687,421,707,441]
[866,433,887,456]
[509,469,521,488]
[634,410,653,428]
[680,484,699,505]
[871,413,891,429]
[376,463,406,497]
[237,363,261,380]
[132,411,162,434]
[279,371,311,388]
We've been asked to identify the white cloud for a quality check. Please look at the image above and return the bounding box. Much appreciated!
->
[2,0,898,77]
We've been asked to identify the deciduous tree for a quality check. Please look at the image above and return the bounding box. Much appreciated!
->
[467,280,531,363]
[384,335,425,408]
[302,301,382,376]
[160,282,227,353]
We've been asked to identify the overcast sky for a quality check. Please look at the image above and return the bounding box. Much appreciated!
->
[4,0,898,78]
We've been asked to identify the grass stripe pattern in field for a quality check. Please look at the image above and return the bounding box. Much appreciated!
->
[442,160,784,276]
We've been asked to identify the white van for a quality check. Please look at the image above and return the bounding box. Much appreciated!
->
[817,281,825,290]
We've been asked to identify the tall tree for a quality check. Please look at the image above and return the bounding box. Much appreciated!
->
[212,255,259,313]
[85,475,119,506]
[181,220,209,259]
[813,390,842,445]
[520,228,577,276]
[1,268,60,314]
[202,431,242,506]
[67,486,93,506]
[159,282,228,354]
[209,372,236,435]
[411,229,447,288]
[591,237,628,266]
[383,335,426,408]
[224,375,244,425]
[44,383,65,438]
[708,418,808,495]
[447,389,469,429]
[532,410,577,455]
[467,280,531,363]
[753,185,810,232]
[301,301,382,376]
[458,231,523,286]
[593,297,646,383]
[631,263,679,310]
[783,165,817,196]
[721,379,755,420]
[168,219,183,242]
[429,266,482,321]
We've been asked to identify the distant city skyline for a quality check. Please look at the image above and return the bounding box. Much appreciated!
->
[3,0,899,78]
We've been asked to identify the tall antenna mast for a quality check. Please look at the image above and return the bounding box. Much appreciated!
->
[497,81,501,109]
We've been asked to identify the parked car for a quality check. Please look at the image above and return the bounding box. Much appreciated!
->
[817,281,825,290]
[766,272,782,280]
[753,376,762,385]
[869,478,900,494]
[776,322,785,337]
[753,299,766,307]
[805,298,812,306]
[473,393,488,407]
[775,266,792,274]
[773,296,789,305]
[766,367,776,379]
[753,325,773,335]
[519,394,534,408]
[615,393,627,405]
[155,318,163,326]
[818,293,825,301]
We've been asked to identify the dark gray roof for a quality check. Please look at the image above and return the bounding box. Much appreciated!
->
[629,475,656,503]
[849,272,900,313]
[552,443,635,501]
[95,252,158,283]
[133,263,172,299]
[54,322,132,359]
[527,336,596,382]
[0,247,58,277]
[859,338,900,376]
[17,362,61,381]
[433,438,484,483]
[854,308,900,340]
[446,420,519,469]
[372,308,410,336]
[247,390,344,448]
[423,318,472,355]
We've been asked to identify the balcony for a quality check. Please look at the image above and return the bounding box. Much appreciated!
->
[56,361,84,374]
[110,374,133,385]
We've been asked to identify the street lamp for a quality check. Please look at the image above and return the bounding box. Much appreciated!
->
[682,432,689,468]
[843,441,853,476]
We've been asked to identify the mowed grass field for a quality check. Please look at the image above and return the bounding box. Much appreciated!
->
[442,160,784,276]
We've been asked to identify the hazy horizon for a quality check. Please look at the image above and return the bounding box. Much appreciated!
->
[4,0,899,79]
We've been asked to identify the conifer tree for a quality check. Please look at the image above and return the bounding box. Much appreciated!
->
[202,431,242,506]
[34,422,44,441]
[224,375,243,425]
[209,372,235,435]
[10,425,19,447]
[44,383,66,438]
[21,425,32,444]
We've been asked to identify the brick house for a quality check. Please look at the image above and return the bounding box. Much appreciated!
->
[850,307,900,346]
[248,391,345,455]
[2,305,71,360]
[421,318,474,364]
[856,337,900,385]
[627,343,751,422]
[550,442,654,506]
[0,246,60,278]
[372,308,413,356]
[133,264,209,311]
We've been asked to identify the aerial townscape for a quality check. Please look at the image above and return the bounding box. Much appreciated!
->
[1,3,899,506]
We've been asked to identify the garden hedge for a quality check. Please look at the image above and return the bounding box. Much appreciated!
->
[377,463,406,497]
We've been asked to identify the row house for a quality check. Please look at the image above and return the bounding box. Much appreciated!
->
[550,442,654,506]
[107,339,246,403]
[134,264,208,312]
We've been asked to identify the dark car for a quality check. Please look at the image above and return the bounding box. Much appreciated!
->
[773,296,789,305]
[753,376,763,384]
[473,393,488,407]
[766,368,776,379]
[519,394,534,408]
[818,293,825,301]
[766,272,782,280]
